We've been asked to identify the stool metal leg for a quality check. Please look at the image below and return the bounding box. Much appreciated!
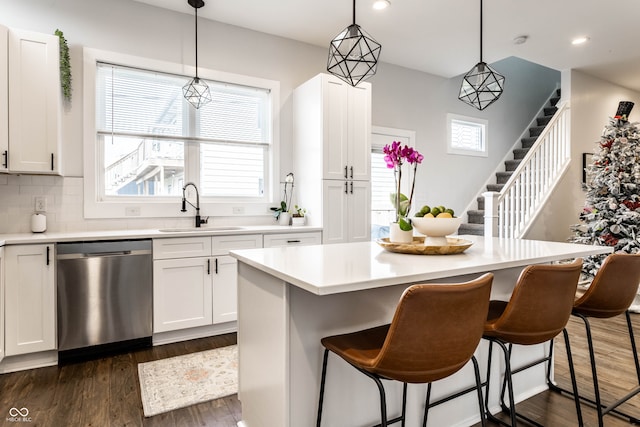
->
[549,312,640,425]
[316,349,330,427]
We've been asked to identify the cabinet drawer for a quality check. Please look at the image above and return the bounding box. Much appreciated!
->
[212,234,262,255]
[263,232,322,248]
[153,237,212,260]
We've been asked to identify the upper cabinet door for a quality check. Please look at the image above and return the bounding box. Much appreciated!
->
[8,29,61,174]
[322,76,349,180]
[321,75,372,181]
[0,26,8,173]
[347,83,371,181]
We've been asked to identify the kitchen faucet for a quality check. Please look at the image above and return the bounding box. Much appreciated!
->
[181,182,208,227]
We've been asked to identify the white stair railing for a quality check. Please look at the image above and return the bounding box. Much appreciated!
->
[484,101,571,238]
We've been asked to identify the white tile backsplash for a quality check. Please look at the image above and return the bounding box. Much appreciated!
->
[0,175,275,234]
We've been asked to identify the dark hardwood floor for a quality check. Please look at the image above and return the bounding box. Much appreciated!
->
[2,314,640,426]
[0,333,240,427]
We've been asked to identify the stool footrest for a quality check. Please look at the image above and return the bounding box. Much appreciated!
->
[549,382,640,423]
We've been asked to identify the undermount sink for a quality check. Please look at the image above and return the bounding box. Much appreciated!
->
[158,226,245,232]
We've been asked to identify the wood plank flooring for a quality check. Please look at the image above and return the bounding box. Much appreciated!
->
[2,314,640,426]
[0,333,240,427]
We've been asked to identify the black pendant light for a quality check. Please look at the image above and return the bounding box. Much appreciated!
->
[459,0,505,110]
[327,0,381,87]
[183,0,212,109]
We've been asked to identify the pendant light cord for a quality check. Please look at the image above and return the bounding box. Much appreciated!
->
[352,0,356,26]
[194,5,199,78]
[479,0,483,62]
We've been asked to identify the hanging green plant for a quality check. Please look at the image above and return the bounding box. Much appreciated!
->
[55,29,72,102]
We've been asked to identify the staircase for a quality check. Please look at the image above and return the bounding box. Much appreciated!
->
[458,89,562,236]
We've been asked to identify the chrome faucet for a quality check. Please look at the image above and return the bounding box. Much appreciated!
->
[181,182,208,227]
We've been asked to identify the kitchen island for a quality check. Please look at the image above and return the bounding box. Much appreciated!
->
[230,235,612,427]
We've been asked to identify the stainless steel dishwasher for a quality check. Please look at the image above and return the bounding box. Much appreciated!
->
[56,239,152,363]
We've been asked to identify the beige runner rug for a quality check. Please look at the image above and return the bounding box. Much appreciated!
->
[138,344,237,417]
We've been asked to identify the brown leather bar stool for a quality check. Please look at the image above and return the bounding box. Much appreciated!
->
[549,253,640,427]
[315,273,493,427]
[483,258,584,427]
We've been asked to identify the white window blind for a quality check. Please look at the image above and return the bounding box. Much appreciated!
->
[447,114,488,157]
[95,62,271,198]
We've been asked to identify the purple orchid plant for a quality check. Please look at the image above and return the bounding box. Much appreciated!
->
[383,141,424,231]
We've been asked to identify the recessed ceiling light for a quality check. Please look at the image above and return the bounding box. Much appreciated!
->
[373,0,390,10]
[572,36,590,45]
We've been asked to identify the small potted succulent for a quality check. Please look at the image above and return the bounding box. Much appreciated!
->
[291,205,306,226]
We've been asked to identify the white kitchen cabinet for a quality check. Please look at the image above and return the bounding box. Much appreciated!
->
[294,73,371,181]
[5,244,56,356]
[152,234,261,333]
[0,26,8,173]
[322,180,371,245]
[0,246,4,363]
[294,73,372,244]
[153,256,212,332]
[7,28,61,174]
[212,255,237,324]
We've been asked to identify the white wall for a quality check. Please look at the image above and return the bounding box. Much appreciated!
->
[525,70,640,242]
[0,0,559,233]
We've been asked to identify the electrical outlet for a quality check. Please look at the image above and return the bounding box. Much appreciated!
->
[232,206,245,215]
[34,196,47,212]
[125,206,141,216]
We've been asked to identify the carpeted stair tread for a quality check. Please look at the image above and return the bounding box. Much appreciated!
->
[505,159,521,171]
[521,137,536,149]
[529,126,545,137]
[458,223,484,236]
[496,171,512,184]
[544,106,558,116]
[487,183,504,192]
[513,148,529,159]
[537,116,551,126]
[467,210,484,224]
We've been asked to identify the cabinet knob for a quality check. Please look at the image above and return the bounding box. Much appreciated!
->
[344,181,348,194]
[350,181,353,194]
[344,165,348,179]
[350,166,353,179]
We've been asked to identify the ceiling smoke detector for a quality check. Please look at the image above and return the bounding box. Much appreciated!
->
[513,35,528,45]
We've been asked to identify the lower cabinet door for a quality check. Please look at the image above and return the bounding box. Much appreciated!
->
[5,244,56,356]
[212,255,238,324]
[153,257,213,333]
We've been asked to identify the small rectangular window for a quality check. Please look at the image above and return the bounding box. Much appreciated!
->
[447,114,488,157]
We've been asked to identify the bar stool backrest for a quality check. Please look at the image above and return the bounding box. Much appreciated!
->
[574,253,640,318]
[484,259,582,345]
[370,273,493,384]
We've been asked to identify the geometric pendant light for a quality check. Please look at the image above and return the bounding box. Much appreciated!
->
[327,0,382,87]
[183,0,212,109]
[458,0,505,110]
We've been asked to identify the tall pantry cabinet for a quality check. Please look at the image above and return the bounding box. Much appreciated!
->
[293,73,372,244]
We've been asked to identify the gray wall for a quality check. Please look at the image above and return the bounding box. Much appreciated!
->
[0,0,560,233]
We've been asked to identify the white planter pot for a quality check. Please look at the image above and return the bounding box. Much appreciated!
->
[389,222,413,243]
[278,212,291,226]
[291,216,306,226]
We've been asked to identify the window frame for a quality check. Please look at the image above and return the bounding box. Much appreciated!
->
[447,113,488,157]
[370,126,416,238]
[83,48,280,219]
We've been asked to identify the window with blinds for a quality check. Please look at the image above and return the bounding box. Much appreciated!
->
[447,114,488,157]
[96,62,271,199]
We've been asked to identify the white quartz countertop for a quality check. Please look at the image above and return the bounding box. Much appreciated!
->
[0,225,322,246]
[230,235,613,295]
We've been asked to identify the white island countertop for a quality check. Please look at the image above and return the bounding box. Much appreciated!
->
[230,235,613,295]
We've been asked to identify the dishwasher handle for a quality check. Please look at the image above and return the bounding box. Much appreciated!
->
[57,249,151,260]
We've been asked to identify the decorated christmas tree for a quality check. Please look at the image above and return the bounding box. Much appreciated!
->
[570,101,640,278]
